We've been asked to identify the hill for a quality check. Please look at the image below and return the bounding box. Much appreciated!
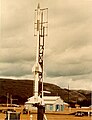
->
[0,78,91,106]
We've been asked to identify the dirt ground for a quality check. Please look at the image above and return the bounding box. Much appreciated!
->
[46,114,91,120]
[0,113,91,120]
[0,107,91,120]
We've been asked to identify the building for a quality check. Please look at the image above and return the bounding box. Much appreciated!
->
[43,96,64,111]
[25,96,64,112]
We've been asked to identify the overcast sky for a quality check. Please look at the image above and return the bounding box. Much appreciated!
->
[0,0,92,90]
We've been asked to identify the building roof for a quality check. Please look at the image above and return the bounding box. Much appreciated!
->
[43,96,63,105]
[25,96,63,105]
[26,96,42,104]
[43,96,61,100]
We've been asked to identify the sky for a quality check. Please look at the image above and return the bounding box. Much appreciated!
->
[0,0,92,90]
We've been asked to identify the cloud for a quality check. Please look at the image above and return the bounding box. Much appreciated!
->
[45,45,92,77]
[0,62,33,77]
[45,76,92,90]
[0,0,92,90]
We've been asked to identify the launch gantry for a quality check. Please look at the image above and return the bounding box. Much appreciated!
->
[33,3,48,99]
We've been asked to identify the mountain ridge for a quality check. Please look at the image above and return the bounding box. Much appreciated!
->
[0,78,91,106]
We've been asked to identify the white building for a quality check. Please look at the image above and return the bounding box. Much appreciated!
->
[25,96,64,112]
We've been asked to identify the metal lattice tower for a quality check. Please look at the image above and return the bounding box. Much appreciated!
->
[34,4,48,97]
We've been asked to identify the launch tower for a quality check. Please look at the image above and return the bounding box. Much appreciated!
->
[32,3,48,120]
[33,3,48,101]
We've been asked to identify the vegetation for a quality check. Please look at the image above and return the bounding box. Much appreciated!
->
[0,78,91,106]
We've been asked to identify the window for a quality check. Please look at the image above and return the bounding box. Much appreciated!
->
[50,105,53,111]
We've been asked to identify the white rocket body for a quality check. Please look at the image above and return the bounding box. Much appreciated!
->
[32,3,42,100]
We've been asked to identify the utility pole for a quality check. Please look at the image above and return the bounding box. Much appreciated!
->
[7,93,9,107]
[68,84,69,104]
[10,95,18,106]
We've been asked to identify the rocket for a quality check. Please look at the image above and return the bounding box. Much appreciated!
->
[32,3,42,100]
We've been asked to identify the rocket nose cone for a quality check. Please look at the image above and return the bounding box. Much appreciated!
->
[32,63,42,72]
